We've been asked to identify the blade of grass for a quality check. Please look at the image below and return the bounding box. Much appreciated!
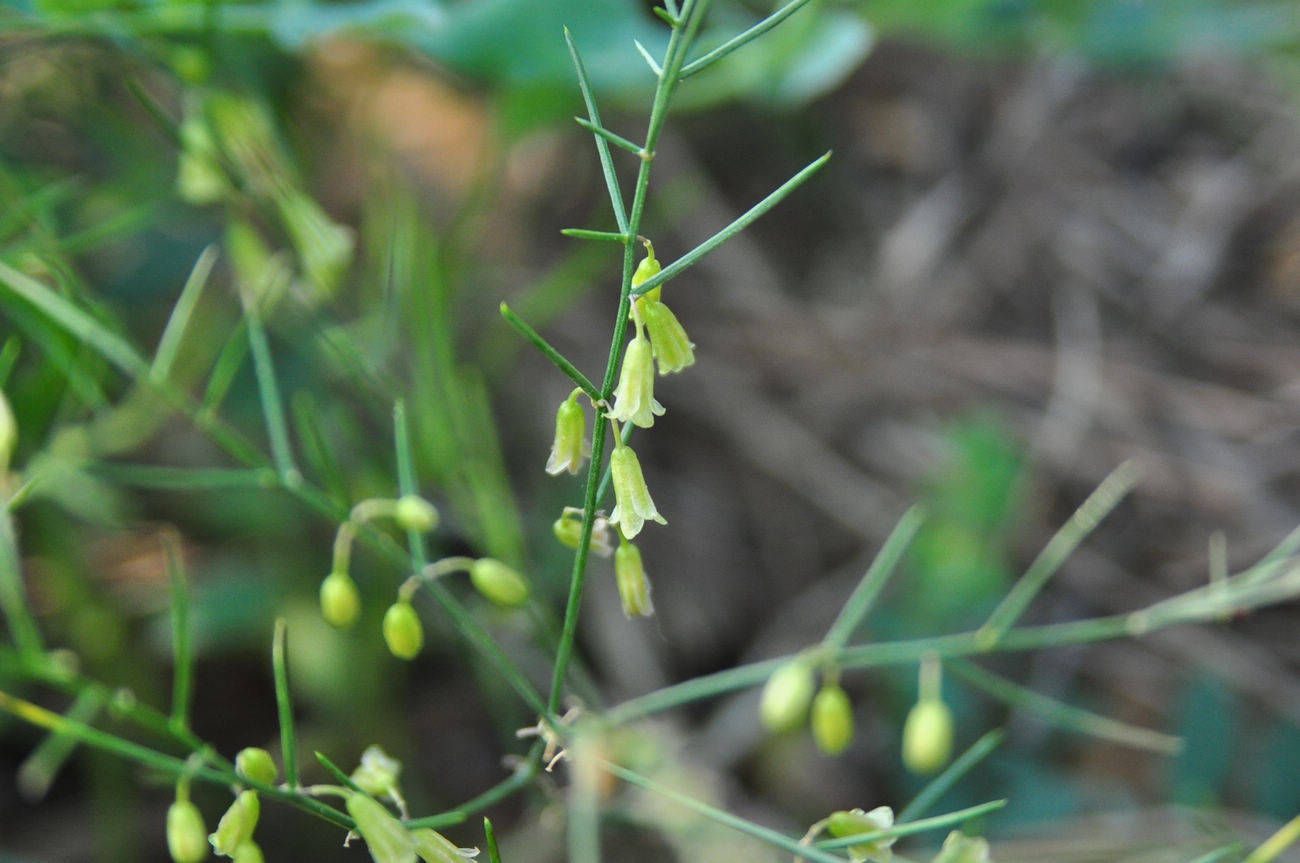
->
[822,506,925,650]
[573,117,646,158]
[244,301,299,483]
[680,0,815,78]
[817,800,1007,851]
[898,729,1005,822]
[948,659,1182,755]
[86,463,273,491]
[499,303,601,402]
[564,27,629,234]
[272,617,299,788]
[292,391,348,507]
[0,508,44,658]
[163,531,194,732]
[561,228,630,243]
[16,688,106,800]
[151,245,217,383]
[601,760,848,863]
[977,461,1140,648]
[200,320,250,416]
[0,335,20,387]
[484,818,503,863]
[631,151,833,297]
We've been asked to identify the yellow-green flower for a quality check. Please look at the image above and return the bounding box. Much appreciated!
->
[469,558,530,608]
[383,602,424,660]
[641,298,694,375]
[546,391,588,476]
[902,698,954,774]
[811,684,854,755]
[759,660,815,733]
[827,806,897,863]
[346,794,415,863]
[614,539,654,618]
[167,798,208,863]
[608,443,666,540]
[608,331,663,429]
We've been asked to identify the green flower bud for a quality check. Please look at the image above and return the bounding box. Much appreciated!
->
[552,510,614,558]
[320,572,361,629]
[350,745,402,798]
[641,299,695,375]
[902,699,954,774]
[632,248,662,304]
[614,541,654,619]
[759,660,815,733]
[234,748,278,788]
[393,495,439,533]
[167,799,209,863]
[469,558,530,608]
[931,831,991,863]
[608,444,666,540]
[231,842,265,863]
[346,793,415,863]
[412,828,477,863]
[0,388,16,473]
[383,602,424,660]
[209,790,259,857]
[545,392,589,476]
[827,806,896,863]
[811,684,855,755]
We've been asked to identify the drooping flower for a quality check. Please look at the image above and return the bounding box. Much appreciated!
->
[811,684,855,755]
[827,806,897,863]
[469,558,530,608]
[210,790,260,857]
[320,571,361,628]
[350,745,402,798]
[640,298,694,375]
[383,602,424,660]
[346,793,416,863]
[901,698,954,774]
[412,828,480,863]
[759,659,815,733]
[607,443,666,540]
[552,509,614,557]
[614,540,654,618]
[166,796,208,863]
[607,331,663,429]
[545,391,588,476]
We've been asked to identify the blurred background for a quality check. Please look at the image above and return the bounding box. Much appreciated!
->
[2,0,1300,860]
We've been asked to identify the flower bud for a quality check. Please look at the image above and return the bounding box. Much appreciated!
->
[545,392,588,476]
[811,684,854,755]
[383,602,424,660]
[932,832,991,863]
[614,541,654,618]
[641,299,694,375]
[608,444,666,540]
[826,806,896,863]
[0,388,15,473]
[209,790,259,857]
[607,334,664,429]
[759,660,815,733]
[632,249,662,304]
[345,793,416,863]
[167,798,208,863]
[231,842,265,863]
[469,558,530,608]
[350,745,402,798]
[552,510,614,558]
[412,828,478,863]
[234,748,277,788]
[320,572,361,629]
[393,495,439,533]
[902,699,954,774]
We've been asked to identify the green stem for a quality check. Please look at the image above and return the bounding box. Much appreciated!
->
[815,800,1006,851]
[244,300,300,485]
[898,729,1005,823]
[272,617,299,788]
[822,506,924,650]
[499,303,602,402]
[164,531,194,732]
[679,0,815,78]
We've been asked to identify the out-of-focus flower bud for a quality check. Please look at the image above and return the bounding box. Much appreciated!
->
[760,660,815,733]
[383,602,424,660]
[811,684,854,755]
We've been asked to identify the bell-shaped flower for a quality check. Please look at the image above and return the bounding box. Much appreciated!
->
[614,540,654,618]
[827,806,897,863]
[608,443,666,540]
[412,828,480,863]
[545,391,589,476]
[641,298,694,375]
[607,332,663,429]
[553,508,614,558]
[210,790,260,857]
[345,794,415,863]
[350,745,402,798]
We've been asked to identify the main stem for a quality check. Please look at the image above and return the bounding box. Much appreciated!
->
[546,0,712,719]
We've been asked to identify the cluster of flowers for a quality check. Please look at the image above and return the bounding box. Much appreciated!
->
[544,243,694,618]
[318,496,531,660]
[760,654,954,770]
[165,748,278,863]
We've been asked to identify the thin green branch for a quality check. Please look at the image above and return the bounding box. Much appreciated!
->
[602,760,848,863]
[564,27,629,234]
[86,463,275,491]
[561,229,630,243]
[816,800,1007,851]
[406,748,541,830]
[573,117,646,158]
[16,688,106,800]
[0,507,44,658]
[679,0,815,78]
[823,506,925,650]
[151,245,217,383]
[315,751,368,797]
[272,617,299,788]
[631,150,832,297]
[164,531,194,732]
[633,39,664,77]
[499,303,602,402]
[899,729,1005,823]
[947,659,1182,755]
[244,301,299,484]
[977,461,1140,647]
[484,818,503,863]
